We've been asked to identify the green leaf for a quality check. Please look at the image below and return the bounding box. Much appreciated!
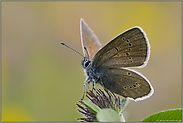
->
[82,100,101,114]
[121,98,131,109]
[142,108,182,122]
[97,108,124,122]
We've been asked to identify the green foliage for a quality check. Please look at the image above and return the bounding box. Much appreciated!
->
[81,100,124,122]
[82,100,182,122]
[97,108,123,122]
[142,108,182,122]
[82,100,101,114]
[121,98,131,109]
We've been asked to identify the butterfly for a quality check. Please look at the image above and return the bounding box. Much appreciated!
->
[62,18,154,102]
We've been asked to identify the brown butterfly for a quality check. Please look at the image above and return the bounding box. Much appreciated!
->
[62,18,154,102]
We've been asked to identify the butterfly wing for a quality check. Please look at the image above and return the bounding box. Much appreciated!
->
[92,27,150,68]
[80,18,101,60]
[97,66,154,101]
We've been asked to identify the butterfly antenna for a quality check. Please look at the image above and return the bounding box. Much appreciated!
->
[61,42,84,58]
[84,47,90,59]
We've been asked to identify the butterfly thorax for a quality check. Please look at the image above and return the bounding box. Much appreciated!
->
[82,58,100,83]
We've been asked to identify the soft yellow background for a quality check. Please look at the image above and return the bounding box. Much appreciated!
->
[2,1,181,122]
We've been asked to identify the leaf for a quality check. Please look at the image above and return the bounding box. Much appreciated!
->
[82,100,101,114]
[121,98,131,109]
[142,108,182,122]
[97,108,124,122]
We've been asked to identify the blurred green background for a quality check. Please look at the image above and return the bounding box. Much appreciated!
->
[2,1,181,122]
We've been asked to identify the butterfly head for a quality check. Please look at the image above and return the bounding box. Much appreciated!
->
[82,57,91,69]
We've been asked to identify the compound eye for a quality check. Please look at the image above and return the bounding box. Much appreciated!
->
[84,61,90,67]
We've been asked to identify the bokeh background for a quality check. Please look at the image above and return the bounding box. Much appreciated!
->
[2,1,181,122]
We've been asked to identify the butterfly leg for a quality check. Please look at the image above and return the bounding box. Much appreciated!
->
[82,83,86,99]
[82,77,90,99]
[87,82,90,91]
[92,82,94,91]
[93,81,97,95]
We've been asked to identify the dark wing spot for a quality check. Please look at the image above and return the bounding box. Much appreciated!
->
[129,43,132,47]
[127,72,131,76]
[129,57,133,62]
[126,39,130,42]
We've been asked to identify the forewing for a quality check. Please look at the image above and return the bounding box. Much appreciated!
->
[98,67,154,101]
[80,18,101,60]
[92,27,150,68]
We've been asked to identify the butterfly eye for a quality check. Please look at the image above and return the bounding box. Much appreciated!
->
[84,61,91,68]
[82,59,90,68]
